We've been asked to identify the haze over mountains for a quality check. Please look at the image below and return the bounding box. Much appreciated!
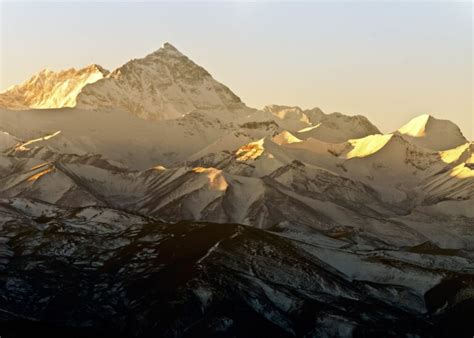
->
[0,43,472,337]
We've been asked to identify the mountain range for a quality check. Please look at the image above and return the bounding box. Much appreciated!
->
[0,43,472,337]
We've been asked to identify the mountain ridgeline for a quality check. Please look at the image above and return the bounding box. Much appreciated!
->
[0,43,472,337]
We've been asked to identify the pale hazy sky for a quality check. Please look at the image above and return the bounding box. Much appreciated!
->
[1,1,472,138]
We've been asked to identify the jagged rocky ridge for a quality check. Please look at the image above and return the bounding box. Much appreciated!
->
[0,43,473,337]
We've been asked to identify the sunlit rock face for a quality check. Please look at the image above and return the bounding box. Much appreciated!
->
[76,43,247,120]
[0,64,108,109]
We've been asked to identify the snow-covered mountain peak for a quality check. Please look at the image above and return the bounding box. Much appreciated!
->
[153,42,185,57]
[336,133,439,176]
[130,43,190,68]
[0,65,109,109]
[263,105,325,125]
[397,114,467,151]
[263,105,305,116]
[295,111,381,143]
[0,43,247,121]
[398,114,435,137]
[106,43,206,79]
[76,42,246,120]
[341,133,441,178]
[84,64,109,74]
[343,134,395,159]
[162,42,180,51]
[36,68,53,76]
